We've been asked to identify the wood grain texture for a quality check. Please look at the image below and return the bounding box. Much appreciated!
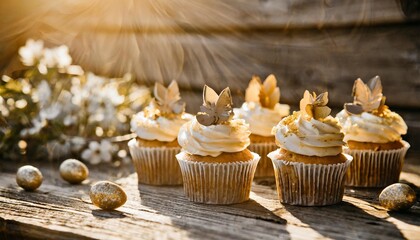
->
[0,0,414,33]
[0,0,419,108]
[0,159,419,240]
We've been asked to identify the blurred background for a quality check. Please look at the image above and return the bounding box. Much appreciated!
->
[0,0,419,157]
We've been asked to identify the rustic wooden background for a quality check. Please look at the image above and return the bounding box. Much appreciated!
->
[1,0,419,107]
[0,0,419,154]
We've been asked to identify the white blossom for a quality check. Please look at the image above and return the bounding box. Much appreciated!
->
[102,84,124,106]
[40,103,61,120]
[34,80,51,106]
[71,73,105,109]
[63,115,77,126]
[40,45,72,69]
[69,77,85,106]
[81,140,114,165]
[117,149,132,164]
[88,101,119,128]
[58,90,79,126]
[21,79,32,94]
[85,73,105,90]
[70,136,86,152]
[18,39,44,66]
[0,97,10,117]
[66,65,84,75]
[20,117,47,136]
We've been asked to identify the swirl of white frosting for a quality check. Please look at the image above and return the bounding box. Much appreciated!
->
[272,113,344,157]
[131,111,193,142]
[234,102,290,137]
[178,118,251,157]
[336,110,407,143]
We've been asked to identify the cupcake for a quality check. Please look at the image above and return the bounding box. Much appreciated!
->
[128,80,193,185]
[268,91,352,206]
[176,85,260,204]
[336,76,409,187]
[234,75,290,178]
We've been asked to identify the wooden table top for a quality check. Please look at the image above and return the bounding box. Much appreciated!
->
[0,157,419,240]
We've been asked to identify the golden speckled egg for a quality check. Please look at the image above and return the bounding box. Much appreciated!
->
[16,165,43,191]
[89,181,127,210]
[59,159,89,184]
[379,183,417,211]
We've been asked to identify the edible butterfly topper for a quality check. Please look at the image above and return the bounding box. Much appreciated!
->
[196,85,234,126]
[299,90,331,120]
[245,74,280,109]
[152,80,185,118]
[344,76,386,115]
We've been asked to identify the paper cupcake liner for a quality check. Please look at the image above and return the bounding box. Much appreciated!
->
[128,139,183,185]
[344,141,410,187]
[268,150,352,206]
[176,152,260,205]
[248,142,277,178]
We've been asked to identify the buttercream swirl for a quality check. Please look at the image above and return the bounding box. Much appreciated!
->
[234,102,290,137]
[131,111,193,142]
[178,118,251,157]
[336,109,407,143]
[272,112,344,157]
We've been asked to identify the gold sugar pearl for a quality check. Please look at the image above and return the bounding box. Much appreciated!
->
[16,165,43,191]
[89,181,127,210]
[59,159,89,184]
[379,183,417,211]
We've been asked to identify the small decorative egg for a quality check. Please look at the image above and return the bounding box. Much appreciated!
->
[59,159,89,184]
[379,183,417,211]
[16,165,43,191]
[89,181,127,210]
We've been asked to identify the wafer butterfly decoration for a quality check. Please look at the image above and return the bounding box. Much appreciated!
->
[196,85,234,126]
[245,74,280,109]
[152,80,185,118]
[344,76,386,115]
[299,90,331,120]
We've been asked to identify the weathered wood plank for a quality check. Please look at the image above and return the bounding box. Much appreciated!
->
[0,159,419,240]
[0,0,414,32]
[149,24,420,109]
[2,24,419,109]
[0,1,419,108]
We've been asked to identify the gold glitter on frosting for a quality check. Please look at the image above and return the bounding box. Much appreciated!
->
[337,75,408,143]
[271,90,344,157]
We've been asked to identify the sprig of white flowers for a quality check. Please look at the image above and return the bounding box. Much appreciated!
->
[0,39,151,165]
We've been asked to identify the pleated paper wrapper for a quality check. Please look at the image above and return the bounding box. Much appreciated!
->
[268,150,352,206]
[344,141,410,187]
[248,142,277,178]
[128,139,183,185]
[176,152,260,205]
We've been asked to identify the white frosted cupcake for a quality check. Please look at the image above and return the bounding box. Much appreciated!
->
[176,85,260,204]
[234,74,289,178]
[268,91,352,206]
[336,76,409,187]
[128,80,193,185]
